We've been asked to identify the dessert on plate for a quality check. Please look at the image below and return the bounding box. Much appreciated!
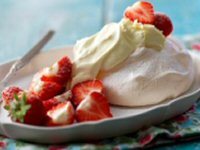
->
[1,1,195,126]
[72,1,194,106]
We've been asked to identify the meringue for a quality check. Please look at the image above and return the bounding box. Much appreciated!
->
[101,39,194,106]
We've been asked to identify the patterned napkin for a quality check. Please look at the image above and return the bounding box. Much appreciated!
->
[0,35,200,150]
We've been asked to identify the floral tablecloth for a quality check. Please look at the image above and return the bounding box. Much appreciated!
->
[0,37,200,150]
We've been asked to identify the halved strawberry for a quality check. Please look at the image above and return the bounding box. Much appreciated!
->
[72,80,104,106]
[41,56,72,85]
[43,90,72,112]
[76,92,112,122]
[153,12,173,36]
[2,86,23,106]
[29,81,64,101]
[6,92,46,126]
[29,71,64,100]
[124,1,155,24]
[46,101,75,126]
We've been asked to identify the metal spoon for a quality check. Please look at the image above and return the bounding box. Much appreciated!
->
[0,30,55,92]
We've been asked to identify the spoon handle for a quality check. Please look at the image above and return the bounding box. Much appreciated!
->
[0,30,55,91]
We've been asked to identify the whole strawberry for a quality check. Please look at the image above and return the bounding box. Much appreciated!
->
[2,86,23,107]
[6,92,46,126]
[153,12,173,36]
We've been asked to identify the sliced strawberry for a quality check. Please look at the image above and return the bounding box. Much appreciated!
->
[124,1,155,24]
[2,86,23,106]
[72,80,104,106]
[30,81,63,101]
[46,101,75,126]
[153,12,173,36]
[41,56,72,85]
[29,71,64,100]
[76,92,112,122]
[6,92,46,125]
[43,90,72,112]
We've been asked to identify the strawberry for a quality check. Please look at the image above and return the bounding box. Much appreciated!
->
[46,101,75,126]
[43,90,72,112]
[29,71,64,100]
[153,12,173,37]
[72,80,104,106]
[30,81,63,101]
[76,92,112,122]
[2,86,23,106]
[41,56,72,85]
[6,92,46,126]
[32,81,63,100]
[124,1,155,24]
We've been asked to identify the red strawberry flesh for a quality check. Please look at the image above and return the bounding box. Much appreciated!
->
[43,90,72,112]
[34,81,64,100]
[47,101,75,126]
[76,92,112,122]
[72,80,104,106]
[41,56,72,85]
[29,72,64,101]
[124,1,155,24]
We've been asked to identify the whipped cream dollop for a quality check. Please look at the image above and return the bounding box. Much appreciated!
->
[101,39,194,106]
[72,18,165,86]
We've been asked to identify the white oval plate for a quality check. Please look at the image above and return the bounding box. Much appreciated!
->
[0,46,200,144]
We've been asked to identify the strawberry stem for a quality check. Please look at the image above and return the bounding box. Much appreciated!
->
[8,93,31,123]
